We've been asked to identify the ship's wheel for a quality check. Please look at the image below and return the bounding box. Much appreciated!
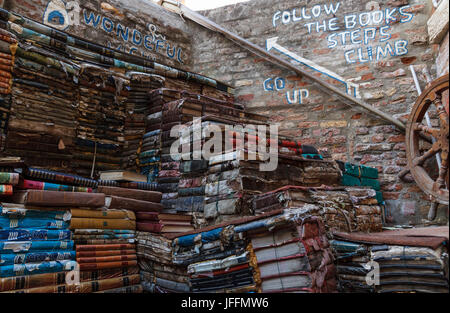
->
[406,74,449,219]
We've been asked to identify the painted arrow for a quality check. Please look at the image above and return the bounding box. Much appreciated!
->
[266,37,360,98]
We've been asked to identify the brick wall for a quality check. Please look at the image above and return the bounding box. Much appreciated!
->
[188,0,448,226]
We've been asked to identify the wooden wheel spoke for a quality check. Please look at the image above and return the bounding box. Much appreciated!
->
[413,123,440,137]
[432,93,442,109]
[436,152,449,188]
[438,111,449,129]
[413,143,440,167]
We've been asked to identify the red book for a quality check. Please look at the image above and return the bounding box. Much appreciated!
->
[137,222,163,233]
[136,212,159,221]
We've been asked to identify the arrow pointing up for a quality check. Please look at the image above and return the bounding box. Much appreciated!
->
[266,37,280,51]
[266,37,360,98]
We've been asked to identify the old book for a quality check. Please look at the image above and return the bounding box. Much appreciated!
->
[160,220,192,227]
[76,255,137,264]
[0,272,69,292]
[158,213,192,222]
[137,221,193,233]
[97,186,162,203]
[105,196,163,212]
[18,179,93,193]
[79,260,138,271]
[135,211,159,221]
[70,218,136,230]
[0,184,13,196]
[0,172,19,185]
[9,190,105,207]
[76,250,136,258]
[71,208,136,220]
[76,244,136,252]
[99,170,147,182]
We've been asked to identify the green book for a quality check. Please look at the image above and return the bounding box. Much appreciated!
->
[0,172,19,185]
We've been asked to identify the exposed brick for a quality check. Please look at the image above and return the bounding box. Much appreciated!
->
[371,134,384,143]
[388,134,405,143]
[301,137,317,145]
[382,152,396,160]
[356,65,370,72]
[381,183,403,192]
[356,127,369,135]
[298,121,319,128]
[313,48,329,55]
[234,79,254,87]
[355,143,392,152]
[403,4,425,13]
[373,126,396,134]
[237,94,254,102]
[320,121,347,128]
[384,166,402,174]
[320,135,347,145]
[400,56,417,65]
[386,0,408,7]
[394,143,406,151]
[395,77,414,85]
[383,192,401,200]
[375,60,396,68]
[360,73,375,81]
[381,68,406,78]
[363,91,384,100]
[360,154,382,164]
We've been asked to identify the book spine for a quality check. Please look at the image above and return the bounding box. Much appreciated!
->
[0,173,19,185]
[0,184,13,195]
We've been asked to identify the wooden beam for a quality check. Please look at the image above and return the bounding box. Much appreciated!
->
[428,0,449,44]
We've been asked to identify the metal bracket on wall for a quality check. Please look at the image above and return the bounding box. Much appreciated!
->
[160,0,406,132]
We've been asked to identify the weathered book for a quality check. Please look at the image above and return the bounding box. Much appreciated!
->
[76,244,136,252]
[95,284,143,293]
[79,260,138,271]
[10,190,105,207]
[98,180,159,191]
[137,222,163,233]
[0,229,72,241]
[71,208,135,220]
[159,213,192,222]
[97,186,162,203]
[0,251,75,266]
[105,196,163,212]
[2,275,141,293]
[0,260,77,278]
[0,184,13,196]
[80,267,140,282]
[0,157,25,168]
[99,170,147,182]
[135,211,159,221]
[18,179,93,193]
[70,218,136,231]
[137,221,194,233]
[76,254,137,264]
[0,216,70,230]
[77,249,136,258]
[0,271,70,292]
[25,168,98,188]
[0,172,19,185]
